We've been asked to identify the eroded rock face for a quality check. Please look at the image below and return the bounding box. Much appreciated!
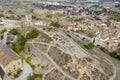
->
[24,27,116,80]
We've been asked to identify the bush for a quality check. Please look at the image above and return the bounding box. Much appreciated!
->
[27,73,43,80]
[9,28,18,35]
[46,12,52,18]
[13,69,22,78]
[26,57,36,70]
[87,31,94,38]
[94,11,103,15]
[86,43,95,50]
[50,21,60,28]
[0,14,4,18]
[12,44,24,54]
[27,75,35,80]
[0,29,6,34]
[17,35,27,46]
[26,29,39,39]
[100,47,109,53]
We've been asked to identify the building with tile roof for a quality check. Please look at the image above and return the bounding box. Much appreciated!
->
[0,43,22,79]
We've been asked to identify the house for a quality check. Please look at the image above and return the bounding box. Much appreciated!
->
[64,24,79,31]
[35,21,45,26]
[71,25,79,31]
[0,43,22,79]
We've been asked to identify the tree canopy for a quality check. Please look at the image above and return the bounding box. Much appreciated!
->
[26,29,39,39]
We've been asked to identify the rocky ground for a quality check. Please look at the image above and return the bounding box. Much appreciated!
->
[22,26,119,80]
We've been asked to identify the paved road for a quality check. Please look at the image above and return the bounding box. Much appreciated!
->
[15,60,33,80]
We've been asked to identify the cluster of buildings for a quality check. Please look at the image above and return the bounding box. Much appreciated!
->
[64,18,120,51]
[0,43,22,80]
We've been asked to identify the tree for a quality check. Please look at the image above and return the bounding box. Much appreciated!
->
[12,44,24,54]
[9,28,18,35]
[26,29,39,39]
[17,35,27,46]
[86,43,95,50]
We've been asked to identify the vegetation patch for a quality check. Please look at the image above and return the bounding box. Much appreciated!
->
[46,11,52,18]
[27,73,43,80]
[17,35,27,46]
[26,29,39,39]
[86,43,95,50]
[26,57,36,70]
[9,28,18,35]
[0,29,6,34]
[50,21,61,28]
[13,69,22,78]
[12,44,25,54]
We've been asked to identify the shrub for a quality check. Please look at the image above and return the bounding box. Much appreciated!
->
[100,47,109,53]
[26,57,36,70]
[46,12,52,18]
[0,14,4,18]
[26,29,39,39]
[17,35,27,46]
[27,75,35,80]
[27,73,43,80]
[12,44,24,54]
[13,69,22,78]
[86,43,95,50]
[0,29,6,34]
[9,29,18,35]
[50,21,60,28]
